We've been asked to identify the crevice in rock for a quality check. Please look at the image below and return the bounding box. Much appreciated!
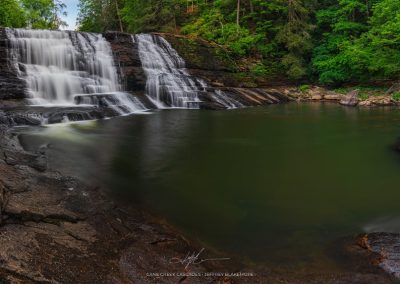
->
[2,211,82,227]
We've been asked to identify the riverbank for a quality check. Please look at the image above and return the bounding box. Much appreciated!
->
[0,107,398,283]
[284,85,400,107]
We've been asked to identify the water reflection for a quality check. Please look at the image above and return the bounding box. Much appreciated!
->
[16,104,400,270]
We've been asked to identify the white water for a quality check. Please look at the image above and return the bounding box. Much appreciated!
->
[136,34,244,109]
[213,90,244,109]
[136,34,206,109]
[6,29,145,115]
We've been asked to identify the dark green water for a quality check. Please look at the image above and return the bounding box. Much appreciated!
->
[18,103,400,269]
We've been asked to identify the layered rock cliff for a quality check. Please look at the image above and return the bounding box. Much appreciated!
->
[0,29,26,107]
[104,31,290,110]
[0,28,290,118]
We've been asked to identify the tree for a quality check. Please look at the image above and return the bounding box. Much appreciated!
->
[276,0,315,79]
[312,0,376,84]
[78,0,125,32]
[121,0,182,33]
[236,0,241,32]
[21,0,67,29]
[0,0,27,28]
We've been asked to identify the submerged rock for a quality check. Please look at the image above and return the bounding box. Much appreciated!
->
[340,89,360,106]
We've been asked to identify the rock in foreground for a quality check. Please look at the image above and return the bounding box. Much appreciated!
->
[359,233,400,279]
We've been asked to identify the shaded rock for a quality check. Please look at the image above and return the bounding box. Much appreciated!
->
[5,113,42,126]
[340,89,360,106]
[4,150,47,172]
[104,32,147,92]
[0,29,27,104]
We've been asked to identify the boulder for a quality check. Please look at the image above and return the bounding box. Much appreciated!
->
[340,89,359,106]
[364,96,394,107]
[311,94,322,100]
[359,100,372,107]
[358,233,400,279]
[4,150,47,172]
[324,94,341,101]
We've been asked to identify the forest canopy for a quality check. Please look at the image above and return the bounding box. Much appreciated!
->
[1,0,399,85]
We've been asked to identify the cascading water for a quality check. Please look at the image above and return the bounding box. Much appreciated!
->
[136,34,206,109]
[6,28,145,115]
[135,34,243,109]
[212,90,244,109]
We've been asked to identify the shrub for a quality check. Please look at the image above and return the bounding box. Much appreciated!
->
[393,92,400,101]
[299,84,310,93]
[358,93,369,101]
[250,64,269,76]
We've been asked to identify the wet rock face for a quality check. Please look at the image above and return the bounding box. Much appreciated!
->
[104,31,147,92]
[0,106,116,126]
[0,29,27,105]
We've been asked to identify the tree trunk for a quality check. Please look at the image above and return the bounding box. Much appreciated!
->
[115,0,124,32]
[249,0,254,14]
[236,0,241,32]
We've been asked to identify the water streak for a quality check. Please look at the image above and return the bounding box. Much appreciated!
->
[213,90,244,109]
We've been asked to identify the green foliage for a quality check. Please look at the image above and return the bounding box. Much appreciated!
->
[21,0,67,29]
[0,0,67,29]
[180,2,262,57]
[250,64,269,76]
[0,0,26,28]
[358,93,369,101]
[120,0,184,33]
[393,93,400,102]
[312,0,400,85]
[299,84,310,93]
[78,0,124,32]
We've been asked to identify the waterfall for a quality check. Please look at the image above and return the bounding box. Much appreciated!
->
[136,34,244,109]
[136,34,205,109]
[6,28,145,115]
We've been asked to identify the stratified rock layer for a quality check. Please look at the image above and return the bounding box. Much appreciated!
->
[0,29,26,107]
